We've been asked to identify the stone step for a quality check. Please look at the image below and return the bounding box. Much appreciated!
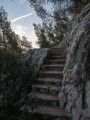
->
[36,78,62,86]
[50,56,66,60]
[50,48,63,51]
[42,64,64,71]
[49,50,65,54]
[32,84,60,95]
[39,71,63,79]
[29,92,59,106]
[25,47,68,119]
[44,59,66,65]
[26,105,71,120]
[49,52,65,56]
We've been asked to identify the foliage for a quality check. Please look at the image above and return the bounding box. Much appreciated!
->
[0,6,32,52]
[27,0,72,48]
[34,24,50,48]
[33,12,68,48]
[27,0,90,48]
[0,48,36,120]
[20,36,32,52]
[0,6,35,120]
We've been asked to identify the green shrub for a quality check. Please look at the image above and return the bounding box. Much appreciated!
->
[0,48,36,120]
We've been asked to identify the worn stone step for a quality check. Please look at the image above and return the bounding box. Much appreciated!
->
[39,71,63,79]
[42,64,64,71]
[29,92,59,106]
[25,47,68,119]
[50,48,64,51]
[49,52,66,56]
[32,84,60,95]
[50,56,66,60]
[50,48,61,51]
[44,59,66,65]
[49,50,65,54]
[26,105,71,120]
[36,78,62,86]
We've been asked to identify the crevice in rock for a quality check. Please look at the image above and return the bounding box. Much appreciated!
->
[82,81,87,109]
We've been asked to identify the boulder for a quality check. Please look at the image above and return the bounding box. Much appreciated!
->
[24,48,49,74]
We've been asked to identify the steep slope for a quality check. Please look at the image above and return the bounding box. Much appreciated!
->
[27,48,71,120]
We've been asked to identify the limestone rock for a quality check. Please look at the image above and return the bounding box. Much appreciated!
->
[24,48,49,74]
[59,4,90,120]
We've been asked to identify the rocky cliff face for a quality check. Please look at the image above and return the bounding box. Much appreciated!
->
[59,4,90,120]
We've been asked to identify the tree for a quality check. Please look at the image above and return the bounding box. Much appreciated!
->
[0,6,32,52]
[28,0,89,48]
[33,9,68,48]
[34,24,50,48]
[28,0,75,47]
[28,0,89,19]
[0,6,35,120]
[20,36,32,52]
[0,6,8,47]
[0,6,19,51]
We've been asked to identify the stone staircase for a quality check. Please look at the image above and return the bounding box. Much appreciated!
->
[28,48,71,120]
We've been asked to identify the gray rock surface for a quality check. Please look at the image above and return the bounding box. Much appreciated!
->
[25,48,49,74]
[59,4,90,120]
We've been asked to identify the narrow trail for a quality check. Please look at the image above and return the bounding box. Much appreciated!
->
[29,48,71,120]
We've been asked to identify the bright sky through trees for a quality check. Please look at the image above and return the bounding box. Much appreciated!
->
[0,0,42,48]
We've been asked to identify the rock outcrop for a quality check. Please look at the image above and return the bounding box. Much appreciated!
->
[24,48,49,74]
[59,4,90,120]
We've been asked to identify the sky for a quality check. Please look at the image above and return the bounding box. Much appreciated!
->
[0,0,42,48]
[0,0,72,48]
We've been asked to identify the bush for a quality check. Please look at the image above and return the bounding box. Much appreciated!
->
[0,48,36,120]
